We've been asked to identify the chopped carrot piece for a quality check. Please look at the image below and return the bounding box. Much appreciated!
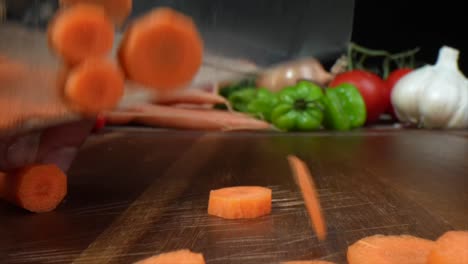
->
[287,155,327,241]
[105,104,271,131]
[118,7,203,91]
[59,0,132,26]
[282,261,336,264]
[134,249,205,264]
[347,234,435,264]
[64,58,124,115]
[48,3,114,65]
[0,164,67,213]
[427,231,468,264]
[207,186,272,219]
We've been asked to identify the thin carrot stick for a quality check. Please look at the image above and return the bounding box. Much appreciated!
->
[287,155,327,241]
[118,7,203,91]
[133,249,205,264]
[153,89,230,108]
[0,164,67,213]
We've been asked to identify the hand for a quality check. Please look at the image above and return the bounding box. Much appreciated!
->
[0,119,94,172]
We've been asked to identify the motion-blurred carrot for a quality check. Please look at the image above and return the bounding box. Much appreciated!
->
[0,164,67,213]
[118,7,203,91]
[153,89,230,108]
[428,231,468,264]
[59,0,132,26]
[134,249,205,264]
[64,57,125,115]
[48,3,114,65]
[106,104,271,131]
[287,155,327,241]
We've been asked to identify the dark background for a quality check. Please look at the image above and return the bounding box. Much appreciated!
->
[351,1,468,71]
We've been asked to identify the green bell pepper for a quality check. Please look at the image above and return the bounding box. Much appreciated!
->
[228,88,257,112]
[322,83,366,131]
[245,88,278,121]
[271,81,325,131]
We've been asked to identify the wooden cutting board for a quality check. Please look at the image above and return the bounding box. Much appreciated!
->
[0,128,467,264]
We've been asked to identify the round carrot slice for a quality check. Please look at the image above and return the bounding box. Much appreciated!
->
[208,186,272,219]
[64,58,124,115]
[134,249,205,264]
[118,7,203,91]
[48,3,115,65]
[427,231,468,264]
[347,234,435,264]
[1,164,67,213]
[59,0,132,26]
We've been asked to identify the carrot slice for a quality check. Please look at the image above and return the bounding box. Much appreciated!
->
[347,234,435,264]
[287,155,327,241]
[0,164,67,213]
[282,261,336,264]
[64,58,124,115]
[134,249,205,264]
[48,3,114,65]
[118,7,203,91]
[105,104,271,131]
[207,186,272,219]
[59,0,132,26]
[427,231,468,264]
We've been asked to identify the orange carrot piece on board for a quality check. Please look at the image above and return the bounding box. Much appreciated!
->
[105,104,271,131]
[133,249,205,264]
[427,230,468,264]
[287,155,327,241]
[118,7,203,91]
[64,58,124,115]
[282,261,336,264]
[207,186,272,219]
[0,164,67,213]
[59,0,132,26]
[48,3,114,65]
[347,234,435,264]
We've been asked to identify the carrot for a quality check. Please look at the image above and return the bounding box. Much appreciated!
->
[59,0,132,26]
[427,230,468,264]
[207,186,272,219]
[347,234,435,264]
[287,155,327,241]
[0,164,67,213]
[64,57,125,115]
[105,104,271,131]
[0,172,6,196]
[118,7,203,91]
[48,3,114,65]
[281,261,336,264]
[133,249,205,264]
[153,89,230,108]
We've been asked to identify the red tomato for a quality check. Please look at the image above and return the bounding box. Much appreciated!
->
[386,68,413,118]
[329,70,388,123]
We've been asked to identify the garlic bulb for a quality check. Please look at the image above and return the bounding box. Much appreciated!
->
[391,46,468,129]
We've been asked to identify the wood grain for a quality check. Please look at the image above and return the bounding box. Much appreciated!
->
[0,129,466,264]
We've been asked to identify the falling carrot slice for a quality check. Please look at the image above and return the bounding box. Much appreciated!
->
[59,0,132,26]
[48,3,114,65]
[282,261,336,264]
[347,234,435,264]
[427,231,468,264]
[287,155,327,241]
[64,57,124,115]
[207,186,272,219]
[133,249,205,264]
[118,7,203,91]
[0,164,67,213]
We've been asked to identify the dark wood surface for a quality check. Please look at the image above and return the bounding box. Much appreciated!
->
[1,128,467,264]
